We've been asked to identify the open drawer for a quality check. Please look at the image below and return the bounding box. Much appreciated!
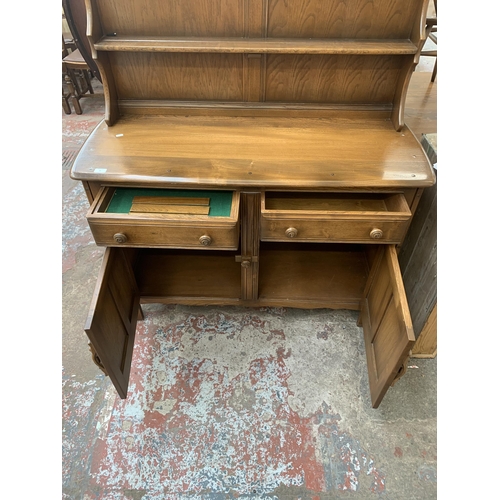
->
[261,191,411,244]
[86,243,414,408]
[87,187,240,249]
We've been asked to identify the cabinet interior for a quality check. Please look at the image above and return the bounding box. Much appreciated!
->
[264,192,408,213]
[133,242,370,310]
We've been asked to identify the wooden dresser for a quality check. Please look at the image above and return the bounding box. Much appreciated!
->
[70,0,435,408]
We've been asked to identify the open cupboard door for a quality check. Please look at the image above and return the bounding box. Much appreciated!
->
[84,247,140,398]
[360,245,415,408]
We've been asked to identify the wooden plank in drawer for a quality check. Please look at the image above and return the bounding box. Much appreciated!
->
[130,203,210,215]
[106,188,234,217]
[131,196,210,206]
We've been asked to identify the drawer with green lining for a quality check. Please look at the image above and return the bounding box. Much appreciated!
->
[87,187,240,249]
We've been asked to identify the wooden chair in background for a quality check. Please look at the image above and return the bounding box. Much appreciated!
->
[62,36,94,114]
[422,0,437,82]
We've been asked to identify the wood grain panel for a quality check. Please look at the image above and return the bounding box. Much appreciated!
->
[88,222,239,249]
[243,54,264,102]
[360,245,415,407]
[259,243,368,307]
[85,248,140,398]
[372,297,408,369]
[136,250,241,299]
[411,303,437,358]
[399,181,437,337]
[265,54,401,103]
[94,37,418,55]
[261,218,409,244]
[71,115,435,189]
[246,0,267,37]
[95,0,245,36]
[267,0,424,39]
[240,192,261,300]
[365,260,392,341]
[109,52,244,101]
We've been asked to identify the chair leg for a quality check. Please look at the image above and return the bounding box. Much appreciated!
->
[431,60,437,82]
[67,68,86,97]
[62,89,71,114]
[65,74,82,114]
[83,70,94,94]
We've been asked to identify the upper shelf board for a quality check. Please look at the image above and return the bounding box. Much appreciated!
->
[93,36,418,55]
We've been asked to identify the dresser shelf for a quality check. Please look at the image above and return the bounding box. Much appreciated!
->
[71,114,434,190]
[94,36,418,55]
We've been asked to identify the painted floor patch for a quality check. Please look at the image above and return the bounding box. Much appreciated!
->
[83,306,384,498]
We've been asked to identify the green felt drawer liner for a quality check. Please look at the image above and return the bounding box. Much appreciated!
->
[106,188,234,217]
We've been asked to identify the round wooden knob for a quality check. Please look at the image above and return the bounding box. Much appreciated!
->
[241,260,251,269]
[113,233,128,244]
[285,227,298,238]
[370,228,383,239]
[199,235,212,246]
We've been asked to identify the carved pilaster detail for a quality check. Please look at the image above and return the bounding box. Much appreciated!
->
[391,356,409,386]
[89,343,108,376]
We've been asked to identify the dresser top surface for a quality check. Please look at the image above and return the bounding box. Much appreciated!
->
[70,113,434,189]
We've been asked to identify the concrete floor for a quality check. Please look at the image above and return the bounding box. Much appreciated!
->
[62,61,438,499]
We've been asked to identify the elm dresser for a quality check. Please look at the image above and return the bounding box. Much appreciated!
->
[70,0,436,407]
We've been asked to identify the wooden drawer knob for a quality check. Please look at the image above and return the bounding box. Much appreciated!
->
[285,227,298,238]
[113,233,128,244]
[199,235,212,246]
[370,228,383,239]
[241,260,251,269]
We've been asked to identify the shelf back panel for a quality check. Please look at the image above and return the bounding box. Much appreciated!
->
[95,0,246,37]
[108,52,408,105]
[264,54,402,104]
[268,0,424,39]
[95,0,424,39]
[109,52,245,101]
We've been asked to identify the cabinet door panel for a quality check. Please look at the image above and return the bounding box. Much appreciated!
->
[360,245,414,408]
[85,248,140,398]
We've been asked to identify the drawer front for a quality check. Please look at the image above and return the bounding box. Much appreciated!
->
[87,187,240,249]
[261,218,409,243]
[89,222,240,249]
[261,191,411,244]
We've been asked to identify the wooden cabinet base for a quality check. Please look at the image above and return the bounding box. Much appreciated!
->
[85,242,414,407]
[70,0,435,408]
[411,303,437,358]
